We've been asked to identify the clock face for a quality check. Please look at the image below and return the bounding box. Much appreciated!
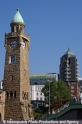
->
[22,41,25,48]
[10,41,17,48]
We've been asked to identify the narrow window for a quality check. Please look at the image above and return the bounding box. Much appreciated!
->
[10,91,13,99]
[10,75,14,82]
[16,27,18,32]
[11,27,14,32]
[9,55,16,64]
[14,91,16,98]
[6,92,9,99]
[22,91,24,100]
[40,93,42,96]
[25,92,26,100]
[20,27,22,31]
[24,93,25,100]
[27,92,28,100]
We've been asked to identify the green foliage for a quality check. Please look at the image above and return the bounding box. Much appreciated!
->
[34,106,48,119]
[42,80,71,107]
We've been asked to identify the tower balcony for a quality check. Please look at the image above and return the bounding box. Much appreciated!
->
[65,59,69,64]
[76,69,79,72]
[5,32,30,41]
[65,71,71,75]
[65,71,69,74]
[76,65,79,69]
[76,73,79,76]
[65,67,71,71]
[66,64,70,67]
[76,61,79,65]
[65,75,71,79]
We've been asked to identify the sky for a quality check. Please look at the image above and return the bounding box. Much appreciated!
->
[0,0,82,80]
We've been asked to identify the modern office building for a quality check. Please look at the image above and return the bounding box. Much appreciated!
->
[59,48,79,83]
[30,73,59,85]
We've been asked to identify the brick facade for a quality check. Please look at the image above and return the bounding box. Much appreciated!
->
[68,82,80,101]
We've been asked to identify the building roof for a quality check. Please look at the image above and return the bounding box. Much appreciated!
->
[11,9,25,24]
[64,48,75,56]
[30,73,58,80]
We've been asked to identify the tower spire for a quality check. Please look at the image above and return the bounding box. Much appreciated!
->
[11,9,25,24]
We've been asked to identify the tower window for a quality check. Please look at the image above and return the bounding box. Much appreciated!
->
[11,27,14,32]
[10,75,14,82]
[27,92,28,100]
[25,92,26,100]
[6,92,9,99]
[9,55,16,64]
[14,91,16,98]
[10,91,13,99]
[16,27,18,32]
[20,27,22,31]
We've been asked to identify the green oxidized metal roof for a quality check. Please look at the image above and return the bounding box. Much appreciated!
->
[11,9,25,24]
[64,48,75,56]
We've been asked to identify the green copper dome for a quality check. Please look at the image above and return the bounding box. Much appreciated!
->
[64,48,75,56]
[11,9,25,24]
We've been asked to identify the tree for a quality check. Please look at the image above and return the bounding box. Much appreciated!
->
[41,80,71,109]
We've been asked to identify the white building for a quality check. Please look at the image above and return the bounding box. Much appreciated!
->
[30,73,59,108]
[30,85,45,108]
[30,85,44,101]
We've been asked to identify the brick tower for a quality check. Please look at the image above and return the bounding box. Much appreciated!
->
[3,9,33,120]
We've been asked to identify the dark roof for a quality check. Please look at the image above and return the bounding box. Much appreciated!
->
[64,48,75,56]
